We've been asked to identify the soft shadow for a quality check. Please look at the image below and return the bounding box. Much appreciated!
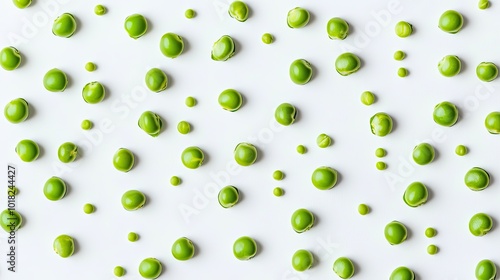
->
[307,11,316,26]
[351,258,361,275]
[240,92,247,109]
[459,57,468,74]
[73,15,82,36]
[432,147,440,163]
[64,73,72,91]
[254,238,263,258]
[201,148,209,166]
[311,251,319,268]
[64,180,72,197]
[309,62,318,83]
[489,215,497,232]
[19,52,27,68]
[101,84,110,102]
[26,101,36,121]
[461,13,469,30]
[165,72,174,90]
[182,35,190,55]
[254,145,263,164]
[335,171,343,187]
[236,187,244,205]
[232,37,242,57]
[73,237,80,255]
[426,185,434,204]
[192,239,200,258]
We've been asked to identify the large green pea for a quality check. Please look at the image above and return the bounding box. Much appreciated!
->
[311,166,338,190]
[412,143,435,165]
[287,7,310,28]
[370,112,393,136]
[113,148,135,172]
[12,0,31,8]
[4,98,29,124]
[0,209,22,232]
[465,167,490,191]
[211,35,235,61]
[52,13,77,38]
[390,266,415,280]
[234,142,257,166]
[0,47,22,71]
[333,257,355,279]
[218,186,239,208]
[124,14,148,39]
[335,53,361,76]
[181,146,204,169]
[228,1,249,22]
[53,234,74,258]
[171,237,195,261]
[327,17,349,40]
[433,101,458,126]
[139,258,162,279]
[121,190,146,211]
[43,176,67,201]
[475,259,497,280]
[484,112,500,133]
[274,103,297,126]
[403,182,428,207]
[289,59,313,85]
[384,220,408,245]
[218,89,242,111]
[43,68,68,92]
[233,236,257,260]
[138,111,163,137]
[291,208,314,233]
[145,68,168,92]
[82,82,106,104]
[58,142,78,163]
[159,33,184,58]
[15,139,40,162]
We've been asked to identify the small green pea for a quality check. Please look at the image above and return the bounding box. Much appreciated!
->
[4,98,29,124]
[185,96,197,107]
[0,47,22,71]
[438,55,461,77]
[43,176,67,201]
[477,62,498,82]
[159,33,184,58]
[375,148,386,158]
[81,119,93,130]
[53,234,75,258]
[83,203,95,214]
[376,161,387,170]
[395,21,413,37]
[138,111,163,137]
[273,187,284,197]
[287,7,310,28]
[275,103,297,126]
[316,133,332,148]
[455,145,467,156]
[15,139,40,162]
[360,91,375,106]
[475,259,497,280]
[311,166,337,190]
[292,249,314,271]
[438,10,463,34]
[12,0,31,9]
[58,142,78,163]
[128,232,139,242]
[121,190,146,211]
[124,14,148,39]
[172,237,195,261]
[412,143,435,165]
[390,266,415,280]
[176,121,191,134]
[228,1,249,22]
[469,213,493,236]
[464,167,490,191]
[85,62,96,72]
[384,220,408,245]
[94,4,106,15]
[403,182,428,207]
[393,50,406,61]
[370,112,393,137]
[211,35,235,61]
[138,258,162,279]
[289,59,313,85]
[425,227,437,238]
[485,111,500,133]
[185,9,196,19]
[397,67,408,77]
[82,81,106,104]
[145,68,168,92]
[327,17,349,40]
[113,148,135,172]
[479,0,490,9]
[234,142,257,166]
[181,146,204,169]
[7,187,19,196]
[291,208,314,233]
[43,68,68,92]
[218,89,242,111]
[233,236,257,260]
[114,266,125,277]
[170,176,181,186]
[433,101,459,127]
[218,186,239,208]
[52,13,77,38]
[261,33,274,44]
[296,144,307,154]
[273,170,284,180]
[335,52,361,76]
[0,209,22,232]
[333,257,355,279]
[358,204,369,215]
[427,244,438,255]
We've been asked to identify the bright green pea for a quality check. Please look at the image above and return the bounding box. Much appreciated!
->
[316,133,332,148]
[296,145,307,154]
[469,213,493,236]
[185,96,196,107]
[289,59,313,85]
[412,143,435,165]
[375,148,386,158]
[228,1,249,22]
[438,10,463,34]
[53,234,74,258]
[397,67,408,77]
[262,33,274,44]
[292,249,313,272]
[360,91,375,106]
[43,177,67,201]
[0,209,22,232]
[181,146,204,169]
[211,35,235,61]
[291,208,314,233]
[94,4,106,15]
[456,145,467,156]
[433,101,458,126]
[218,185,239,208]
[395,21,413,37]
[376,161,387,170]
[370,112,393,137]
[172,237,195,261]
[124,14,147,39]
[403,182,428,207]
[476,259,497,280]
[394,50,405,61]
[138,111,163,137]
[358,204,369,215]
[113,148,134,172]
[425,227,436,238]
[82,81,106,104]
[0,47,22,71]
[4,98,29,124]
[273,187,284,197]
[390,266,415,280]
[138,258,162,279]
[83,203,94,214]
[384,220,408,245]
[114,266,125,277]
[159,33,184,58]
[145,68,168,92]
[185,9,196,19]
[333,257,355,279]
[121,190,146,211]
[273,170,284,180]
[327,17,349,40]
[477,62,498,82]
[311,166,338,190]
[170,176,181,186]
[335,52,361,76]
[275,103,297,126]
[128,232,139,242]
[85,62,96,72]
[52,13,77,38]
[464,167,490,191]
[81,119,93,130]
[479,0,490,9]
[427,244,438,255]
[218,89,242,111]
[234,142,257,166]
[12,0,31,8]
[485,112,500,133]
[16,139,39,162]
[58,142,78,163]
[233,236,257,260]
[43,68,68,92]
[438,55,461,77]
[287,7,309,28]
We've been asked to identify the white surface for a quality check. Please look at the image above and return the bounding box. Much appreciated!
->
[0,0,499,279]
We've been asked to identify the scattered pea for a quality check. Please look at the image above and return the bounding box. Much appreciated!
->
[425,227,437,238]
[233,236,257,260]
[58,142,78,163]
[395,21,413,37]
[177,121,191,134]
[138,111,163,137]
[397,67,408,77]
[292,249,314,271]
[469,213,493,236]
[4,98,29,124]
[121,190,146,211]
[289,59,313,85]
[427,244,438,255]
[185,9,196,19]
[360,91,375,106]
[403,182,428,207]
[476,62,498,82]
[53,234,75,258]
[375,148,387,158]
[0,209,22,232]
[275,103,297,126]
[82,81,106,104]
[114,266,125,277]
[296,145,307,154]
[412,143,435,165]
[83,203,95,214]
[170,176,181,186]
[393,50,405,61]
[464,167,490,191]
[218,186,239,208]
[475,259,497,280]
[287,7,310,29]
[273,170,284,181]
[433,101,458,126]
[138,258,162,279]
[316,133,332,148]
[358,204,369,215]
[113,148,134,172]
[185,96,197,107]
[261,33,274,44]
[390,266,415,280]
[311,166,338,190]
[291,208,314,233]
[159,33,184,58]
[327,17,349,40]
[438,55,461,77]
[43,176,67,201]
[228,1,249,22]
[438,10,463,34]
[128,232,139,242]
[12,0,31,9]
[211,35,235,61]
[455,145,467,157]
[85,62,96,72]
[333,257,355,279]
[124,14,148,39]
[273,187,284,197]
[43,68,68,92]
[376,161,387,170]
[94,4,106,16]
[145,68,168,92]
[52,13,77,38]
[16,139,40,162]
[181,146,205,169]
[335,52,361,76]
[81,119,93,130]
[234,143,257,166]
[0,47,22,71]
[485,111,500,133]
[7,187,19,196]
[478,0,490,9]
[384,220,408,245]
[218,89,243,111]
[172,237,195,261]
[370,112,393,137]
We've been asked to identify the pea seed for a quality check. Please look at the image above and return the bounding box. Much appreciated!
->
[370,112,393,137]
[58,142,78,163]
[170,176,181,186]
[335,52,361,76]
[311,166,338,190]
[425,227,437,238]
[479,0,490,9]
[43,176,67,201]
[469,212,493,236]
[360,91,375,106]
[128,232,139,242]
[477,62,498,82]
[12,0,31,9]
[433,101,458,126]
[438,55,461,77]
[81,119,93,130]
[393,50,405,61]
[228,1,249,22]
[113,148,134,172]
[390,266,415,280]
[7,187,19,196]
[296,144,307,154]
[261,33,274,44]
[121,190,146,211]
[114,266,125,277]
[159,33,184,58]
[358,204,369,215]
[333,257,355,279]
[218,89,243,111]
[485,111,500,133]
[185,9,196,19]
[316,133,332,148]
[375,148,386,158]
[211,35,235,61]
[233,236,257,260]
[427,244,438,255]
[218,186,239,208]
[0,47,22,71]
[292,249,313,271]
[273,170,284,180]
[455,145,467,156]
[94,5,106,16]
[43,68,68,92]
[327,17,349,40]
[145,68,168,92]
[475,259,496,280]
[289,59,313,85]
[185,96,197,107]
[234,143,257,166]
[172,237,195,261]
[287,7,310,28]
[464,167,490,191]
[82,81,106,104]
[395,21,413,37]
[176,121,191,135]
[438,10,463,34]
[403,182,428,207]
[83,203,95,214]
[291,208,314,233]
[397,67,408,77]
[53,234,74,258]
[384,220,407,245]
[181,146,205,169]
[124,14,148,39]
[412,143,435,165]
[0,209,22,232]
[376,161,387,170]
[138,111,163,137]
[273,187,284,197]
[16,139,40,162]
[138,258,162,279]
[275,103,297,126]
[85,62,96,72]
[52,13,77,38]
[4,98,29,124]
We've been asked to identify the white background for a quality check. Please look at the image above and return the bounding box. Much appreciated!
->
[0,0,499,279]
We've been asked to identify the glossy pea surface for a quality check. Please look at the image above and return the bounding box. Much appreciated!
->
[273,187,284,197]
[485,112,500,133]
[85,62,96,72]
[433,101,458,126]
[94,5,106,15]
[12,0,31,8]
[81,119,93,130]
[145,68,168,92]
[128,232,139,242]
[16,139,39,162]
[479,0,490,9]
[375,148,386,158]
[228,1,249,22]
[398,67,408,77]
[403,182,428,207]
[335,52,361,76]
[273,170,284,180]
[218,186,239,208]
[211,35,235,61]
[291,208,314,233]
[296,145,307,154]
[358,204,369,215]
[172,237,195,261]
[425,227,437,238]
[289,59,312,85]
[0,209,22,232]
[82,82,105,104]
[464,167,490,191]
[327,17,349,40]
[52,13,77,38]
[438,55,461,77]
[234,143,257,166]
[83,203,94,214]
[394,50,405,61]
[384,221,407,245]
[370,112,393,136]
[170,176,181,186]
[43,68,68,92]
[476,62,498,82]
[185,9,195,19]
[159,33,184,58]
[181,146,204,169]
[121,190,146,211]
[333,257,355,279]
[218,89,242,111]
[376,161,387,170]
[4,98,29,124]
[390,266,415,280]
[185,96,196,107]
[53,234,74,258]
[0,47,21,71]
[114,266,125,277]
[292,249,313,271]
[124,14,147,39]
[261,33,274,44]
[139,258,162,279]
[58,142,78,163]
[113,148,135,172]
[476,259,496,280]
[412,143,435,165]
[311,166,337,190]
[177,121,191,134]
[138,111,163,137]
[395,21,412,37]
[287,7,309,28]
[361,91,375,106]
[439,10,463,33]
[233,236,257,260]
[43,177,67,201]
[275,103,297,126]
[469,213,493,236]
[316,134,332,148]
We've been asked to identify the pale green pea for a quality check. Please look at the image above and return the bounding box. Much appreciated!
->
[273,187,284,197]
[370,112,393,136]
[273,170,284,180]
[376,161,387,170]
[296,145,307,154]
[177,121,191,134]
[358,204,369,215]
[185,96,197,107]
[479,0,490,9]
[170,176,181,186]
[375,148,386,158]
[185,9,196,19]
[425,227,437,238]
[94,5,106,16]
[81,119,93,130]
[228,1,249,22]
[262,33,274,44]
[114,266,125,277]
[128,232,139,242]
[398,67,408,77]
[316,133,332,148]
[395,21,412,37]
[360,91,375,105]
[455,145,467,156]
[83,203,94,214]
[211,35,235,61]
[394,50,405,61]
[85,62,96,72]
[427,244,438,255]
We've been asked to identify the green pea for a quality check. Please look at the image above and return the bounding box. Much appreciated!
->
[464,167,490,191]
[181,146,204,169]
[291,208,314,233]
[113,148,135,172]
[53,234,74,258]
[218,89,242,111]
[273,170,284,180]
[261,33,274,44]
[128,232,139,242]
[311,166,338,190]
[0,47,22,71]
[114,266,125,277]
[15,139,40,162]
[85,62,96,72]
[335,52,361,76]
[358,204,369,215]
[7,187,19,196]
[289,59,313,85]
[412,143,435,165]
[185,9,196,19]
[375,148,386,158]
[185,96,197,107]
[455,145,467,156]
[52,13,77,38]
[159,33,184,58]
[138,111,163,137]
[218,186,239,208]
[360,91,375,106]
[170,176,181,186]
[4,98,29,124]
[228,1,249,22]
[397,67,408,77]
[81,119,93,130]
[43,68,68,92]
[327,17,349,40]
[83,203,94,214]
[233,236,257,260]
[211,35,235,61]
[370,112,393,137]
[333,257,355,279]
[0,209,22,232]
[427,244,438,255]
[172,237,195,261]
[124,14,147,39]
[393,50,406,61]
[58,142,78,163]
[273,187,284,197]
[477,62,499,82]
[390,266,415,280]
[403,182,428,207]
[425,227,437,238]
[438,10,463,34]
[94,4,106,15]
[475,259,497,280]
[234,142,257,166]
[485,112,500,133]
[376,161,387,170]
[469,213,493,236]
[316,134,332,148]
[43,176,67,201]
[138,258,162,279]
[438,55,461,77]
[145,68,168,92]
[395,21,413,37]
[287,7,309,28]
[384,220,408,245]
[291,249,313,271]
[121,190,146,211]
[433,101,458,126]
[479,0,490,9]
[275,103,297,126]
[82,81,106,104]
[12,0,31,8]
[296,145,307,154]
